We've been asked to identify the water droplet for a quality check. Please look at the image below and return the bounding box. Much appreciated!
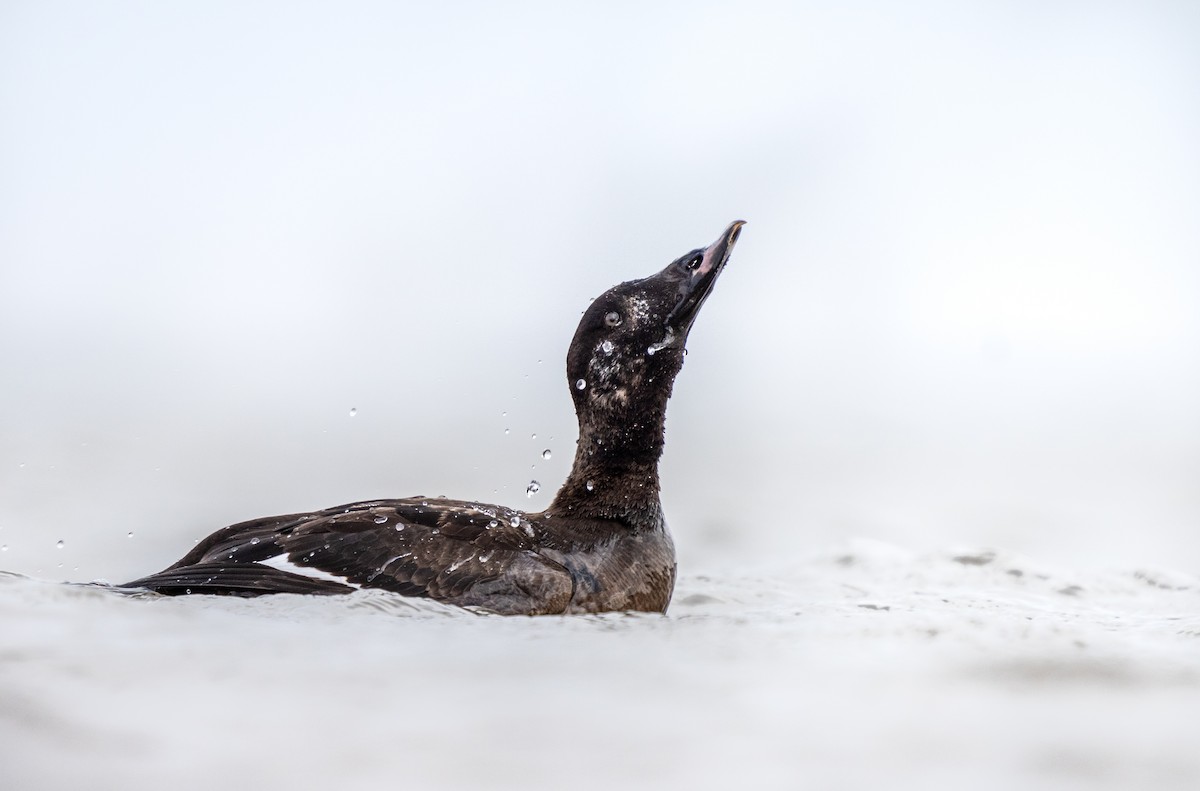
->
[530,433,537,440]
[526,480,540,497]
[601,340,614,354]
[373,515,388,524]
[501,411,507,417]
[0,545,6,552]
[55,540,64,549]
[488,520,499,529]
[647,329,674,356]
[510,515,521,527]
[542,449,552,460]
[249,537,260,545]
[394,524,405,532]
[504,428,510,435]
[185,588,192,595]
[127,531,134,539]
[576,379,586,390]
[349,407,357,417]
[586,480,595,491]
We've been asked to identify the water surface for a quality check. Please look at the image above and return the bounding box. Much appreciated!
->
[3,542,1197,790]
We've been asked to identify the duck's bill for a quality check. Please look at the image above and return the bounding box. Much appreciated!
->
[664,220,745,332]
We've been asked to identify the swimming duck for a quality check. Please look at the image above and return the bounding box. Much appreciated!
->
[122,221,745,614]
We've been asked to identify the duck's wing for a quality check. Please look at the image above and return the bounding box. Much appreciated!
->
[121,498,570,607]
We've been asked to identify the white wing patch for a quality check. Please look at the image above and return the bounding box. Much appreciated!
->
[260,554,362,589]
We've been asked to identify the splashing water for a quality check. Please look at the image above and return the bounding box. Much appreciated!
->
[647,328,676,356]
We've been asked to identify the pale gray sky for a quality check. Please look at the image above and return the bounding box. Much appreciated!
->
[2,1,1198,580]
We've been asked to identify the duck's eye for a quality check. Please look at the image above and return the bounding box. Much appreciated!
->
[604,311,622,327]
[686,254,703,271]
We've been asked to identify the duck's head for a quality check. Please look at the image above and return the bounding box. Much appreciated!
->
[565,221,745,441]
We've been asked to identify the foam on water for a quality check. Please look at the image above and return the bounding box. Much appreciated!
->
[1,544,1198,791]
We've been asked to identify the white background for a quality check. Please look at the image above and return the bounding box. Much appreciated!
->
[2,1,1198,582]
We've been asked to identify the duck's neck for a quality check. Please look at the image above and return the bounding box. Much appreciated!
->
[547,406,667,528]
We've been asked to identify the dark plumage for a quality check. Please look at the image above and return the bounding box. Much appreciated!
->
[122,221,745,614]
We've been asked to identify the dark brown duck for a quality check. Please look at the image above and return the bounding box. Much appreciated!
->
[122,221,746,614]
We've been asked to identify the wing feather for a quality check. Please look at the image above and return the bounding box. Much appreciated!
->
[122,497,573,610]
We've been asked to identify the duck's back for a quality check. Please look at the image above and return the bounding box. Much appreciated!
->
[123,497,674,615]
